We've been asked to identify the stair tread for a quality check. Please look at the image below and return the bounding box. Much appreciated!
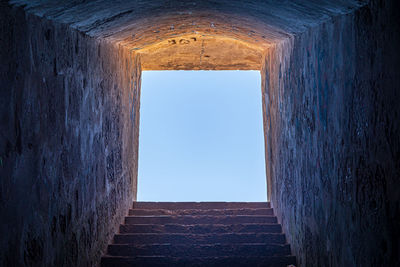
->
[133,202,270,209]
[121,223,280,225]
[113,232,286,244]
[114,233,285,237]
[107,243,291,257]
[109,243,290,246]
[119,223,283,233]
[124,215,277,224]
[130,208,273,211]
[101,255,296,267]
[129,208,274,215]
[126,215,276,217]
[102,255,295,258]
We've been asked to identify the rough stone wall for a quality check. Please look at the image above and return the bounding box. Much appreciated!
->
[0,4,140,266]
[264,1,400,266]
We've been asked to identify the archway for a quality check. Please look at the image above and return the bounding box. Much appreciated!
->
[111,13,278,202]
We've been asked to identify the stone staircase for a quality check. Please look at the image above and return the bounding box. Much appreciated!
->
[101,202,296,267]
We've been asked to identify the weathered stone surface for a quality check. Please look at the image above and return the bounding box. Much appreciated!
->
[7,0,363,70]
[106,243,291,257]
[112,232,286,244]
[128,208,274,215]
[103,202,294,266]
[0,3,140,266]
[139,34,264,70]
[263,0,400,266]
[119,223,283,234]
[124,215,278,224]
[100,255,297,267]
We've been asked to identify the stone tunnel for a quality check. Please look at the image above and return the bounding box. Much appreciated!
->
[0,0,399,266]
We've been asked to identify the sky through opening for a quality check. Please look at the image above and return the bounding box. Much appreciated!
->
[138,71,266,201]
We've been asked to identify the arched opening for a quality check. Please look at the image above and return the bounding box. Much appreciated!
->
[114,13,275,201]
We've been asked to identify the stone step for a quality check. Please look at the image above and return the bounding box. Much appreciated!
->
[102,202,295,266]
[101,255,297,267]
[119,223,282,234]
[113,233,286,244]
[107,243,291,257]
[124,215,277,225]
[133,202,270,210]
[129,208,274,216]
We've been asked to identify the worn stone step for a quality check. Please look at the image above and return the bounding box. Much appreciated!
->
[113,233,286,244]
[107,243,291,257]
[119,223,282,234]
[133,202,270,210]
[124,215,277,225]
[129,208,274,216]
[101,255,297,267]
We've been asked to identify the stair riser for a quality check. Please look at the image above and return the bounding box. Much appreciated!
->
[107,244,291,257]
[119,224,282,234]
[125,216,277,224]
[101,256,296,267]
[129,208,274,216]
[113,233,286,244]
[133,202,270,209]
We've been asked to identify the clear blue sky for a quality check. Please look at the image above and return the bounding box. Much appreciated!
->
[137,71,267,201]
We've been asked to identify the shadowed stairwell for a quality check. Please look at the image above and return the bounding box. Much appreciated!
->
[1,1,399,266]
[101,202,296,266]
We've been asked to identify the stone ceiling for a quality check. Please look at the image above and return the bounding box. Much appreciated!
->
[10,0,363,69]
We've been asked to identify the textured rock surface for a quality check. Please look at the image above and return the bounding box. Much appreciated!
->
[263,1,400,266]
[7,0,363,70]
[0,4,141,266]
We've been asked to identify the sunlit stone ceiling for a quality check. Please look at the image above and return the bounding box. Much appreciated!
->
[11,0,363,69]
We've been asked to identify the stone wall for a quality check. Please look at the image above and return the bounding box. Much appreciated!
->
[0,4,140,266]
[263,0,400,266]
